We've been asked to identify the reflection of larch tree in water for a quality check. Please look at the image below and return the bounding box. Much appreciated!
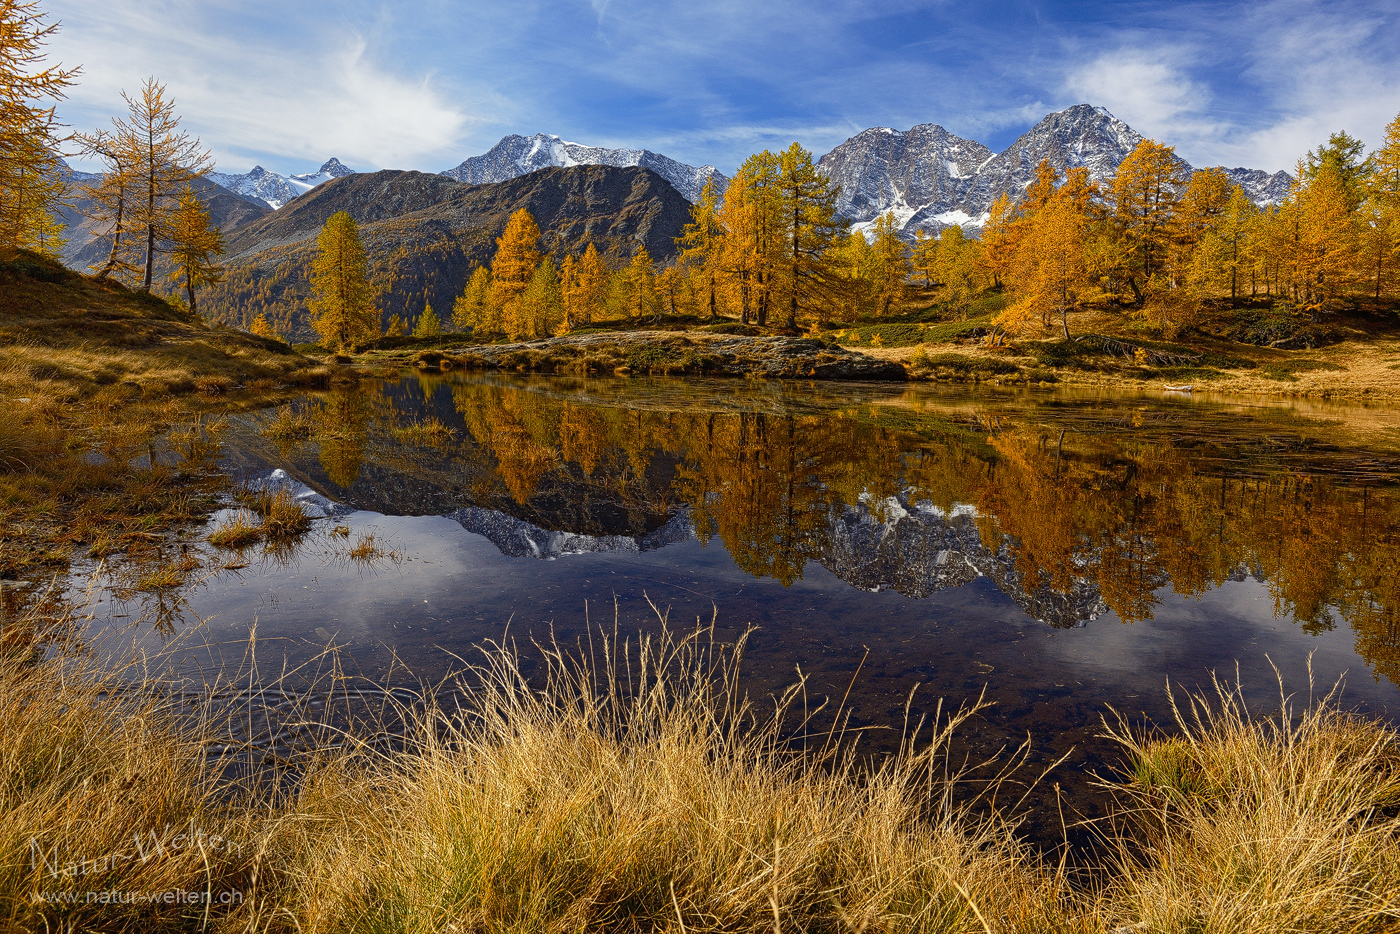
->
[317,386,375,488]
[414,378,1400,683]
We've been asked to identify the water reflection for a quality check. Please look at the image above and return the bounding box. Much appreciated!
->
[218,373,1400,689]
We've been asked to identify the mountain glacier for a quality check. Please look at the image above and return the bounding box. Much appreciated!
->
[210,157,354,209]
[818,104,1295,237]
[441,134,728,204]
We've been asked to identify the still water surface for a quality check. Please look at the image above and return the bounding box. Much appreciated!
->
[91,372,1400,827]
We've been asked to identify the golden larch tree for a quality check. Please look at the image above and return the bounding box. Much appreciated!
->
[677,178,725,320]
[165,186,223,316]
[0,0,76,253]
[309,210,377,350]
[108,78,212,291]
[562,242,609,329]
[776,142,846,330]
[1113,139,1189,300]
[453,265,495,335]
[491,208,541,322]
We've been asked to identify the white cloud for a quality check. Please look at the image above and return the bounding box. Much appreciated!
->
[46,0,487,174]
[1059,3,1400,172]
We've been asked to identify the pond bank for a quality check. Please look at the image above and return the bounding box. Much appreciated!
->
[358,330,909,380]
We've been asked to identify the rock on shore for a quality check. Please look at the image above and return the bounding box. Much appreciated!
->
[395,331,909,381]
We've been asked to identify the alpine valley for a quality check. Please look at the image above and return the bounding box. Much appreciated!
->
[56,104,1296,339]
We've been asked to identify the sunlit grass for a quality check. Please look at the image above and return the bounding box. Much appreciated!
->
[2,585,1398,932]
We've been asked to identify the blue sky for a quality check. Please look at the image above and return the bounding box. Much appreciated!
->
[49,0,1400,177]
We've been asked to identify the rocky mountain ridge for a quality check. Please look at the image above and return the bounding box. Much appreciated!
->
[819,104,1295,237]
[211,157,355,209]
[441,134,728,204]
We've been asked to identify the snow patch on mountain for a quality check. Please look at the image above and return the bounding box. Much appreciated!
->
[441,133,728,203]
[818,104,1294,239]
[210,158,355,209]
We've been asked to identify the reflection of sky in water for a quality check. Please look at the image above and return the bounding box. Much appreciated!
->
[79,373,1400,836]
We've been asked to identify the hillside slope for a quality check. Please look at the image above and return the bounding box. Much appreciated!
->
[0,251,310,397]
[202,165,693,340]
[57,175,273,273]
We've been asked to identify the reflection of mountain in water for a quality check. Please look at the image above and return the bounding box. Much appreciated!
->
[449,492,1111,628]
[449,506,695,559]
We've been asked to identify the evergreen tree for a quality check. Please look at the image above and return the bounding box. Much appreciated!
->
[0,0,76,253]
[413,302,442,338]
[453,265,495,335]
[164,186,223,316]
[912,229,937,288]
[623,246,661,320]
[309,210,377,351]
[934,225,983,317]
[385,313,406,337]
[516,256,564,338]
[980,193,1020,289]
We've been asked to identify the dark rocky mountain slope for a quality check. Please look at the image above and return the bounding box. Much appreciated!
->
[202,164,693,339]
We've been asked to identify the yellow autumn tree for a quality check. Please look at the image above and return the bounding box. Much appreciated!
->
[453,265,495,335]
[491,208,540,326]
[413,302,442,337]
[562,242,609,329]
[249,312,277,340]
[998,190,1092,339]
[718,150,782,325]
[775,142,846,330]
[108,79,213,291]
[1288,161,1360,310]
[868,211,910,315]
[164,186,223,316]
[0,0,76,254]
[1113,139,1190,302]
[309,210,377,350]
[74,128,142,279]
[677,178,725,320]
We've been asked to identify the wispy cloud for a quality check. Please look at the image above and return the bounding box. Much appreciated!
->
[41,0,1400,178]
[48,0,487,173]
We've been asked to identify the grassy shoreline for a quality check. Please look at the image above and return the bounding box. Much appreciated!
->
[4,606,1399,933]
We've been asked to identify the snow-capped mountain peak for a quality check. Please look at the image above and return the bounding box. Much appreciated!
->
[210,157,356,209]
[441,133,729,203]
[819,104,1294,239]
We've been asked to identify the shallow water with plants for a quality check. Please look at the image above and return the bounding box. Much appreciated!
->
[75,372,1400,834]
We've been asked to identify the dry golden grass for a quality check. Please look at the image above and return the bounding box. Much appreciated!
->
[207,510,265,549]
[237,626,1087,934]
[1098,673,1400,933]
[2,591,1399,933]
[0,613,248,932]
[0,250,314,399]
[389,416,457,447]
